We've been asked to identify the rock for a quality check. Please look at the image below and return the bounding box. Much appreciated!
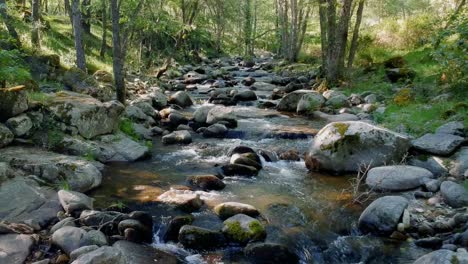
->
[415,237,443,249]
[82,230,108,247]
[296,92,325,114]
[0,234,35,264]
[214,202,260,220]
[358,196,408,236]
[221,164,258,177]
[242,77,256,86]
[0,86,28,121]
[118,219,152,243]
[113,240,179,264]
[58,190,94,215]
[5,114,33,137]
[0,147,102,192]
[162,130,192,145]
[188,175,225,191]
[311,111,359,122]
[364,94,378,104]
[234,90,258,101]
[436,121,465,136]
[168,91,193,108]
[178,225,225,250]
[70,245,100,262]
[149,90,168,110]
[131,123,152,140]
[48,91,124,139]
[323,90,343,100]
[52,226,88,255]
[79,210,125,227]
[385,68,416,83]
[450,147,468,178]
[203,124,228,138]
[252,82,278,91]
[413,249,467,264]
[305,121,410,172]
[93,70,113,83]
[184,71,208,84]
[423,179,441,192]
[124,105,149,122]
[167,112,189,128]
[71,246,124,264]
[63,68,113,101]
[440,181,468,208]
[365,165,434,191]
[157,189,203,212]
[222,214,265,244]
[0,124,14,148]
[163,215,194,242]
[50,217,77,234]
[277,90,315,112]
[96,133,150,162]
[0,177,61,229]
[279,150,301,161]
[348,94,363,105]
[326,94,349,109]
[412,133,465,156]
[206,106,237,128]
[408,156,448,177]
[230,153,262,170]
[193,105,215,124]
[244,243,299,264]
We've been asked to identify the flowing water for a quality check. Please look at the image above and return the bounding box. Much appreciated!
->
[90,83,430,263]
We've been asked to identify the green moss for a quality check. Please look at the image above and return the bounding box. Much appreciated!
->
[333,123,350,136]
[119,118,139,141]
[224,220,265,243]
[27,91,53,105]
[320,134,361,152]
[248,221,265,239]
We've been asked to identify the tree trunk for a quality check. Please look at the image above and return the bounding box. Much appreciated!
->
[244,0,253,58]
[110,0,125,104]
[81,0,91,34]
[0,0,21,47]
[72,0,87,71]
[335,0,353,74]
[32,0,40,47]
[100,0,107,58]
[347,0,364,68]
[318,0,328,70]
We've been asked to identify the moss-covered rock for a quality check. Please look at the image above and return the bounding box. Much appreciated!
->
[0,124,14,148]
[222,214,266,244]
[178,225,225,249]
[0,86,29,121]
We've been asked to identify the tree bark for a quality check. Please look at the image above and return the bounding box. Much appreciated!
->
[100,0,107,58]
[318,0,328,70]
[110,0,125,104]
[81,0,91,34]
[32,0,40,47]
[72,0,87,71]
[347,0,364,68]
[0,0,22,47]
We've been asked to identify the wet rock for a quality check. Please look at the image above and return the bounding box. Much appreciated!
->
[71,246,124,264]
[440,181,468,208]
[221,164,258,177]
[413,249,467,264]
[0,234,35,264]
[230,153,262,170]
[214,202,260,220]
[358,196,408,236]
[58,190,94,215]
[48,91,124,139]
[436,121,465,136]
[365,165,434,191]
[323,236,385,264]
[305,121,410,173]
[242,77,256,86]
[279,150,301,161]
[296,92,326,114]
[79,210,125,227]
[167,112,189,128]
[203,124,228,138]
[0,86,29,121]
[206,106,237,128]
[168,91,193,108]
[412,133,465,156]
[0,124,14,148]
[0,147,102,192]
[70,245,100,262]
[178,225,225,250]
[277,90,315,112]
[244,243,299,264]
[415,237,443,249]
[193,105,215,124]
[222,214,266,244]
[52,226,88,255]
[157,189,203,212]
[118,219,152,243]
[234,90,258,101]
[162,130,192,145]
[5,114,33,137]
[163,215,194,242]
[113,240,179,264]
[187,175,225,191]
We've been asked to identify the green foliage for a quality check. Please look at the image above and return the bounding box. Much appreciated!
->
[119,118,138,140]
[27,91,53,105]
[145,140,153,149]
[84,151,97,161]
[0,50,31,87]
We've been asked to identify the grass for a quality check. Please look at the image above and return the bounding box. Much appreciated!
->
[27,91,53,105]
[119,118,139,141]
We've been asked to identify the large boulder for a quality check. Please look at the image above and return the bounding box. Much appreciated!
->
[0,147,102,192]
[0,234,35,264]
[178,225,225,250]
[113,240,179,264]
[193,105,215,124]
[277,90,315,112]
[440,181,468,208]
[0,86,28,121]
[48,91,124,139]
[206,106,237,127]
[0,177,60,230]
[0,124,14,148]
[412,133,465,156]
[296,92,326,114]
[366,166,434,191]
[168,91,193,108]
[222,214,266,244]
[358,196,408,236]
[305,121,410,173]
[5,114,33,137]
[71,246,125,264]
[96,133,150,162]
[63,67,114,102]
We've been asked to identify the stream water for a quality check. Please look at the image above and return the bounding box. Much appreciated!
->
[90,78,430,263]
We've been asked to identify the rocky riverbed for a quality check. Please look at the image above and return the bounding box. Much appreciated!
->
[0,56,467,264]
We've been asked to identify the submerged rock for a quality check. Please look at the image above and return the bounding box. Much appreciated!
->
[365,165,434,191]
[305,121,410,173]
[221,164,259,177]
[413,249,468,264]
[358,196,408,236]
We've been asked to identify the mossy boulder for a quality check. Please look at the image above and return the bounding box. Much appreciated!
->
[0,86,29,121]
[296,92,326,114]
[178,225,225,249]
[277,90,315,112]
[305,121,410,173]
[222,214,266,244]
[63,67,114,101]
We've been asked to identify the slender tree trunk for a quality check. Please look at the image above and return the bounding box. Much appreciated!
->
[100,0,107,58]
[72,0,87,71]
[318,0,328,70]
[347,0,364,68]
[32,0,41,47]
[325,0,338,83]
[110,0,125,104]
[336,0,353,74]
[244,0,253,58]
[81,0,91,34]
[0,0,21,47]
